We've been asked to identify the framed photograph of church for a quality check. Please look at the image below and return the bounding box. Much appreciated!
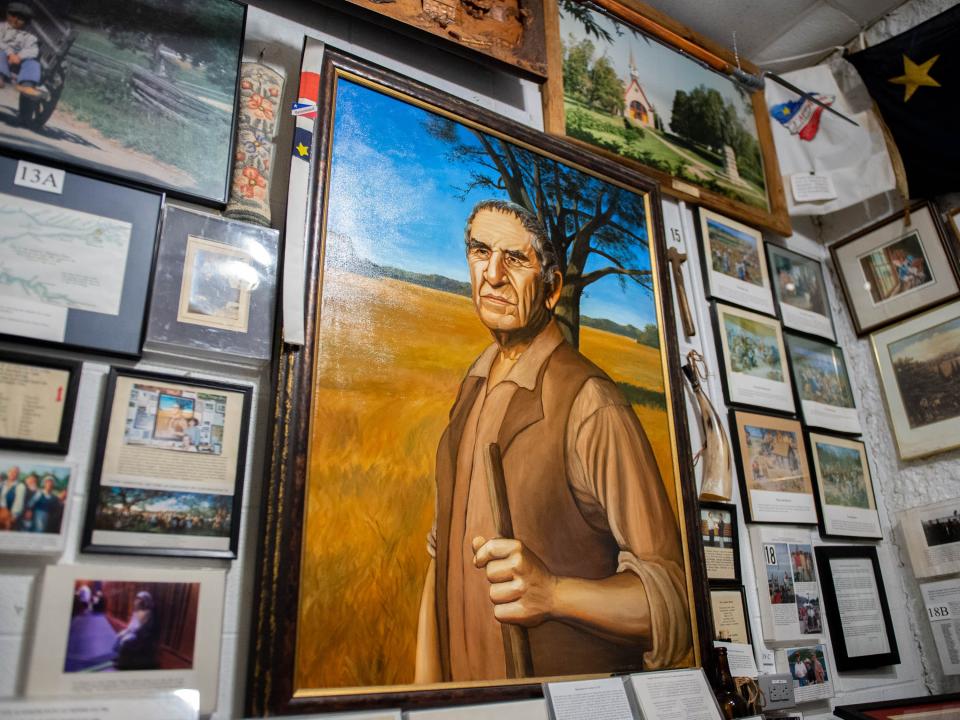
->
[246,48,708,716]
[542,0,789,235]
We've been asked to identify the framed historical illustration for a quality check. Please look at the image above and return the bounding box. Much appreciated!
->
[699,502,740,583]
[785,333,860,434]
[712,302,794,413]
[0,453,73,554]
[697,209,774,316]
[543,0,789,235]
[0,1,246,206]
[835,693,960,720]
[830,202,960,336]
[899,497,960,579]
[814,546,899,671]
[731,410,816,526]
[871,299,960,460]
[145,205,279,365]
[0,153,162,356]
[709,586,751,644]
[808,433,882,540]
[247,48,708,716]
[0,350,80,455]
[25,564,225,715]
[766,244,835,341]
[82,368,251,559]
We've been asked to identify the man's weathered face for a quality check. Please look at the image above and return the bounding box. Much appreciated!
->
[467,209,546,334]
[6,13,26,29]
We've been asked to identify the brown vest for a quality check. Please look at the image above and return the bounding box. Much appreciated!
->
[434,340,646,680]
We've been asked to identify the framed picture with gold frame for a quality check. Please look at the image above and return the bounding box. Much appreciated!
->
[542,0,790,235]
[246,48,708,716]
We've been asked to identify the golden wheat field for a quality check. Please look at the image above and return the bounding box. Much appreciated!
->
[295,270,679,691]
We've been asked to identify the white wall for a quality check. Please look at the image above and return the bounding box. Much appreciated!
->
[1,0,956,717]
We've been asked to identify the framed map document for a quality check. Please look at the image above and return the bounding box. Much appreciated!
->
[0,153,162,356]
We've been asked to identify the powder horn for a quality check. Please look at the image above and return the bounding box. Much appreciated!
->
[682,350,733,502]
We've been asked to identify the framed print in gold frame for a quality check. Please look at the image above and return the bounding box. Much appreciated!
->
[542,0,790,235]
[247,47,707,716]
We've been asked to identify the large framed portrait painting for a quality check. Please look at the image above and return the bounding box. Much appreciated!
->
[248,50,706,715]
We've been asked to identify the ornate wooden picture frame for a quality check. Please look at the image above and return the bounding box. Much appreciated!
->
[246,47,708,715]
[542,0,790,235]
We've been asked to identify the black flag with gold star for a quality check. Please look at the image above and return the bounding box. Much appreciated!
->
[847,5,960,198]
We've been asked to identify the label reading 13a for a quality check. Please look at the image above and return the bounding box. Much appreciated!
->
[14,160,65,195]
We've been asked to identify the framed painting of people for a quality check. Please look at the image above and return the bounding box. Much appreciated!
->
[246,48,707,716]
[766,244,835,341]
[0,0,246,206]
[542,0,789,235]
[830,202,960,336]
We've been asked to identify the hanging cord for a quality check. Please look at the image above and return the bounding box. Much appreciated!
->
[735,677,763,714]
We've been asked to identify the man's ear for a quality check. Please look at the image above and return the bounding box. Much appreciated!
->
[545,270,563,310]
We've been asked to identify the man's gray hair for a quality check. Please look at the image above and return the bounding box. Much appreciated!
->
[464,199,561,288]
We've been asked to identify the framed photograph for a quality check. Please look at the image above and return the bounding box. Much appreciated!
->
[0,350,79,454]
[713,302,795,413]
[830,202,960,336]
[871,299,960,459]
[0,153,162,356]
[700,502,740,583]
[543,0,789,235]
[25,564,225,715]
[247,48,709,716]
[814,545,899,671]
[785,333,860,434]
[835,694,960,720]
[731,410,816,525]
[709,586,751,644]
[776,644,834,703]
[697,209,774,315]
[749,525,823,645]
[899,497,960,579]
[0,453,73,554]
[145,205,279,365]
[82,368,251,559]
[0,1,246,206]
[948,206,960,244]
[766,244,835,341]
[808,433,882,540]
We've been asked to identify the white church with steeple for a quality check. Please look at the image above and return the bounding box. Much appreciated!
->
[622,49,656,128]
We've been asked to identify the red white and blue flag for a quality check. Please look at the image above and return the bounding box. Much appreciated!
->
[769,93,835,142]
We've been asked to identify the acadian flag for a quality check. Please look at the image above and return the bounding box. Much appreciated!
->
[283,38,324,346]
[770,94,834,142]
[846,4,960,198]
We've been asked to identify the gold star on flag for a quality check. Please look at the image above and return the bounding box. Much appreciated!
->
[889,54,941,102]
[296,142,309,157]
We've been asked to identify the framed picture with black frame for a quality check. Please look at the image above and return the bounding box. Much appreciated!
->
[785,332,861,435]
[814,545,899,671]
[699,501,741,584]
[82,367,251,559]
[0,152,162,357]
[766,243,835,341]
[807,432,882,540]
[835,693,960,720]
[709,585,752,645]
[0,350,80,455]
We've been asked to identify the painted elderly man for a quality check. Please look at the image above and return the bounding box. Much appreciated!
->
[415,199,691,683]
[0,3,41,94]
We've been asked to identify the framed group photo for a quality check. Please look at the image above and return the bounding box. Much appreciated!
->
[713,302,795,413]
[0,350,80,455]
[248,48,709,716]
[871,299,960,459]
[0,0,246,205]
[543,0,790,235]
[0,153,162,356]
[831,202,960,336]
[766,244,835,341]
[700,501,740,583]
[0,452,74,554]
[82,368,251,559]
[731,410,816,525]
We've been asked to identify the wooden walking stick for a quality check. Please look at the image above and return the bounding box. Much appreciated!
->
[484,442,535,679]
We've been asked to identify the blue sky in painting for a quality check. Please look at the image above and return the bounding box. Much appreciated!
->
[325,79,657,328]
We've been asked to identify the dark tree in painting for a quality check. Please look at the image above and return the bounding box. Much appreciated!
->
[426,117,653,349]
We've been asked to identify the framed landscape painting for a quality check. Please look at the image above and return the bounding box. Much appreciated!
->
[0,0,246,205]
[871,299,960,460]
[543,0,789,235]
[247,49,707,716]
